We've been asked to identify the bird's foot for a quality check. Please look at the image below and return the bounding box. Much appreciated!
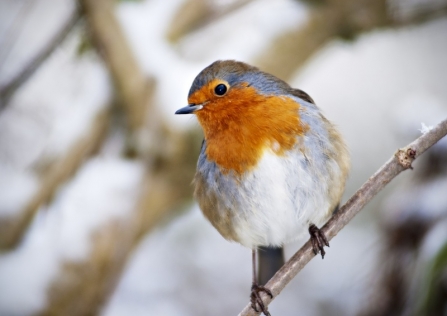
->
[250,283,273,316]
[309,224,329,259]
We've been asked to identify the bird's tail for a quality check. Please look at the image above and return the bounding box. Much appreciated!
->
[258,246,285,285]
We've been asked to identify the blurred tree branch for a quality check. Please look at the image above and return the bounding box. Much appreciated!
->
[80,0,153,135]
[40,0,199,314]
[256,0,447,80]
[0,7,81,110]
[0,108,109,249]
[239,118,447,316]
[166,0,254,42]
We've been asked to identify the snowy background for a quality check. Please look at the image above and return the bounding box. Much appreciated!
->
[0,0,446,315]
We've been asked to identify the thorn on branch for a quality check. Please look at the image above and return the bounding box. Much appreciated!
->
[395,147,416,170]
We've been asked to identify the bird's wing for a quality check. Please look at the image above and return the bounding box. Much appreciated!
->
[290,88,315,105]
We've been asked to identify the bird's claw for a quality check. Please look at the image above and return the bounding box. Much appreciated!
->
[250,283,273,316]
[309,224,329,259]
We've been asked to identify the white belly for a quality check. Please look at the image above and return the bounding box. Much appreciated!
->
[231,151,331,248]
[195,149,337,249]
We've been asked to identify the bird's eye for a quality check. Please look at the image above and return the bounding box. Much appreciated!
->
[214,83,228,96]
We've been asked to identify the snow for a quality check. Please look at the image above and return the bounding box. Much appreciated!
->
[102,206,250,316]
[382,177,447,227]
[419,123,433,134]
[0,0,75,85]
[292,17,447,194]
[392,91,447,139]
[0,28,110,219]
[0,165,38,218]
[10,31,110,159]
[175,0,307,61]
[421,219,447,260]
[0,157,144,315]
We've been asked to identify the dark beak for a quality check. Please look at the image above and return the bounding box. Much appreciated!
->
[175,104,203,115]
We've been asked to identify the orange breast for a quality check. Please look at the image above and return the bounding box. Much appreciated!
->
[192,85,308,175]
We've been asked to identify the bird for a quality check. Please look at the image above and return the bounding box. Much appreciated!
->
[175,60,350,315]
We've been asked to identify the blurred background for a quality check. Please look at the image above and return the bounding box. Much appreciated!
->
[0,0,447,315]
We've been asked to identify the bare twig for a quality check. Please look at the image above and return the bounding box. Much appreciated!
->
[0,8,81,110]
[239,117,447,316]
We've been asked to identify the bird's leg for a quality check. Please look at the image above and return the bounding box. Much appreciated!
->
[309,224,330,259]
[250,249,273,316]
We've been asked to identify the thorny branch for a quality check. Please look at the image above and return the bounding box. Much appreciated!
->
[239,117,447,316]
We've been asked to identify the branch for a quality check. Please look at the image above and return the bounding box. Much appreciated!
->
[79,0,153,133]
[0,8,81,110]
[255,0,390,80]
[40,1,200,314]
[0,108,109,249]
[255,0,447,81]
[166,0,254,42]
[239,117,447,316]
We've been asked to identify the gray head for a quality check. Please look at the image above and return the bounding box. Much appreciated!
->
[188,60,292,98]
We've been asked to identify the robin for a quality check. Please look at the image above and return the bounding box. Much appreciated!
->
[175,60,350,315]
